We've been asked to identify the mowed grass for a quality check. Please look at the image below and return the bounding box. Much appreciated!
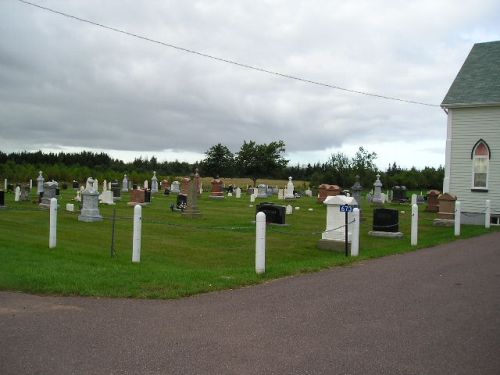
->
[0,189,496,299]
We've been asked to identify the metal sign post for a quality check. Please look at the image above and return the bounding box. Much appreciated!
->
[340,204,353,257]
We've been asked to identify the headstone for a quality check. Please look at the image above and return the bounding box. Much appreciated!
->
[416,195,425,205]
[318,195,358,251]
[171,181,180,194]
[250,194,256,203]
[78,177,103,222]
[19,185,30,201]
[75,190,82,202]
[72,180,79,189]
[162,179,171,195]
[102,180,108,192]
[144,189,151,204]
[66,203,74,212]
[284,177,295,199]
[4,179,7,191]
[175,194,187,210]
[369,208,403,237]
[305,188,312,197]
[317,184,341,203]
[111,181,121,201]
[426,190,440,212]
[29,179,33,190]
[182,171,201,217]
[257,184,268,199]
[351,175,363,208]
[151,171,158,193]
[101,190,115,205]
[278,189,285,200]
[144,180,149,190]
[93,178,99,192]
[256,203,286,225]
[235,187,241,198]
[122,174,129,192]
[286,204,293,215]
[14,186,21,202]
[36,171,44,194]
[371,174,383,204]
[180,177,190,196]
[129,188,146,205]
[433,193,457,226]
[210,177,224,199]
[0,190,5,208]
[39,181,58,208]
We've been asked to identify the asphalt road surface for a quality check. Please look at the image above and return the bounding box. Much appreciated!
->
[1,232,499,375]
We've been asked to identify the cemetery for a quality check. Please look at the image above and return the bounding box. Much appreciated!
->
[0,174,496,300]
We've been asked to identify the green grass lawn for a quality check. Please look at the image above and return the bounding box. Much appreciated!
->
[0,190,496,299]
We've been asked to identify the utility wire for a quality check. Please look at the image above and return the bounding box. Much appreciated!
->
[17,0,440,107]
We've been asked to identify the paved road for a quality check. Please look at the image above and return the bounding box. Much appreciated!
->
[1,232,499,375]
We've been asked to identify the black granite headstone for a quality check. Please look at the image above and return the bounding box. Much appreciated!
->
[256,202,286,225]
[144,189,151,203]
[0,191,4,207]
[373,208,399,232]
[176,194,187,209]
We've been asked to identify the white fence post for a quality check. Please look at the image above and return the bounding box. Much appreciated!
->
[49,197,57,248]
[454,201,461,236]
[132,204,142,263]
[255,212,266,274]
[351,208,360,256]
[485,200,491,229]
[411,203,418,246]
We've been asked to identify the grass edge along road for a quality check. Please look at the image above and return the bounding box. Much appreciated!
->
[0,190,496,299]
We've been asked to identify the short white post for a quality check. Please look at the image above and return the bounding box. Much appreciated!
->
[4,179,7,191]
[411,194,417,206]
[132,204,142,263]
[255,212,266,274]
[411,203,418,246]
[454,201,461,236]
[485,200,491,229]
[14,186,20,202]
[49,197,57,248]
[351,208,360,256]
[29,179,33,190]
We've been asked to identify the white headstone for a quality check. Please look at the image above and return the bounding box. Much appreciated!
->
[305,189,312,197]
[235,187,241,198]
[285,177,295,199]
[75,190,81,202]
[93,178,99,192]
[144,180,149,189]
[250,194,256,203]
[14,186,21,202]
[122,174,129,192]
[103,180,107,192]
[66,203,74,212]
[286,205,293,215]
[171,181,180,194]
[78,177,103,222]
[101,190,115,205]
[36,171,44,194]
[371,174,383,204]
[151,171,158,193]
[227,192,233,197]
[278,189,285,200]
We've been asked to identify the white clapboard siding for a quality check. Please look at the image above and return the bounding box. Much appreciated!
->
[449,106,500,215]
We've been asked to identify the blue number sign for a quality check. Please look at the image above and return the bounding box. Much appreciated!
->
[339,204,353,212]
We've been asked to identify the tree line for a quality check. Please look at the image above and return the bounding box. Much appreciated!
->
[0,142,443,190]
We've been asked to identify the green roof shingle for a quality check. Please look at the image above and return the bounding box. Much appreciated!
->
[441,41,500,108]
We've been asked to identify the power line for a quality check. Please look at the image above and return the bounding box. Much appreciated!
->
[17,0,439,107]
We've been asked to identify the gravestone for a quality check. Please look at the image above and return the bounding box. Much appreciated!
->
[210,177,224,199]
[257,184,268,199]
[371,174,384,204]
[101,190,115,205]
[317,184,341,203]
[122,174,129,192]
[175,194,187,210]
[78,177,103,222]
[433,193,457,226]
[143,180,149,190]
[162,179,171,195]
[305,188,313,197]
[0,190,5,208]
[369,208,403,237]
[235,187,241,198]
[144,189,151,204]
[278,189,285,200]
[72,180,79,189]
[14,186,20,202]
[182,171,201,217]
[151,171,158,193]
[39,181,58,208]
[36,171,44,194]
[284,177,295,199]
[171,181,180,194]
[318,195,358,251]
[286,204,293,215]
[111,181,121,201]
[351,175,363,208]
[256,202,286,225]
[20,185,30,201]
[180,177,190,196]
[426,190,440,212]
[128,188,146,205]
[102,180,108,192]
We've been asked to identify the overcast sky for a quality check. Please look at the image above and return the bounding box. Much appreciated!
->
[1,0,499,170]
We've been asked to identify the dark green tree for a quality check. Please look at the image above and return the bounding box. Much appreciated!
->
[235,140,288,186]
[200,143,234,178]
